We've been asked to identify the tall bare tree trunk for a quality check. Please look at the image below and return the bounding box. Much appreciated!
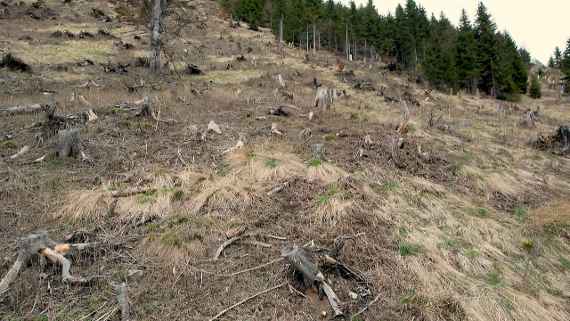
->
[279,15,283,50]
[306,25,309,52]
[312,24,316,54]
[345,24,349,60]
[150,0,162,73]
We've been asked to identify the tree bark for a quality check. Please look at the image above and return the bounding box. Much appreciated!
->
[150,0,162,73]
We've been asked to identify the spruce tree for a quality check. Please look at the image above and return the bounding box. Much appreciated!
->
[475,2,499,96]
[529,75,541,99]
[562,39,570,74]
[424,13,457,90]
[554,46,562,68]
[563,38,570,94]
[518,48,531,66]
[455,9,479,93]
[548,56,555,68]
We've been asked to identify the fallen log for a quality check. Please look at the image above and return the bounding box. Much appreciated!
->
[0,103,46,115]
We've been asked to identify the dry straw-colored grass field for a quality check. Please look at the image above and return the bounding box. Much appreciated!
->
[0,1,569,320]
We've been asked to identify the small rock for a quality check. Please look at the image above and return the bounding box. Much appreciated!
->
[349,291,358,300]
[208,120,222,134]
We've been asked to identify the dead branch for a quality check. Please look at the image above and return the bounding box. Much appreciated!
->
[111,188,157,198]
[351,293,381,319]
[213,236,244,261]
[241,240,272,248]
[0,253,28,296]
[321,281,344,318]
[9,145,30,160]
[221,257,284,278]
[207,282,286,321]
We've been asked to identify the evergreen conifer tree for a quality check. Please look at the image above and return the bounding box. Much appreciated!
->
[475,2,499,96]
[455,9,479,93]
[529,75,541,99]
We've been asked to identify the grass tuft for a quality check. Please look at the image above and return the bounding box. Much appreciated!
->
[399,242,421,256]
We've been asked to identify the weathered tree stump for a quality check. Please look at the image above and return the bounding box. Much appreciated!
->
[56,128,81,158]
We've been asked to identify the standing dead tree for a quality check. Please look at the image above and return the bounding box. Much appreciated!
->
[150,0,162,73]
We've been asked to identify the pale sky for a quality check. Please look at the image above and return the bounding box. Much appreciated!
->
[347,0,570,63]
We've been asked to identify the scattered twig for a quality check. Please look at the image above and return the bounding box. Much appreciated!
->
[241,240,272,248]
[221,257,284,278]
[351,293,381,319]
[264,234,287,241]
[207,282,286,321]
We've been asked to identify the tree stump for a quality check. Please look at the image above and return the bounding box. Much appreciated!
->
[56,128,81,158]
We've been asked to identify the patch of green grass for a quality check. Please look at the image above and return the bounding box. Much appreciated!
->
[544,223,570,237]
[170,190,185,202]
[399,242,421,256]
[513,206,528,222]
[467,207,489,218]
[46,157,64,168]
[216,161,230,176]
[307,158,322,167]
[382,180,400,192]
[463,248,480,258]
[559,257,570,270]
[0,140,17,150]
[399,289,417,304]
[160,231,183,248]
[440,238,460,250]
[486,271,503,288]
[264,158,279,168]
[323,133,336,141]
[521,239,534,252]
[317,184,340,206]
[137,190,157,204]
[398,227,409,237]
